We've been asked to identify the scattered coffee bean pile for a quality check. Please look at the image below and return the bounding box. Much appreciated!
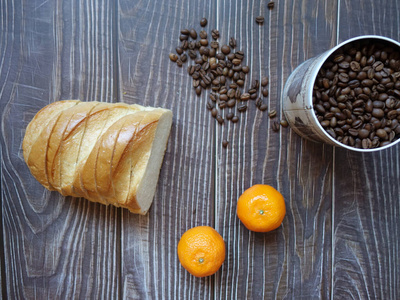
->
[313,39,400,149]
[169,18,286,147]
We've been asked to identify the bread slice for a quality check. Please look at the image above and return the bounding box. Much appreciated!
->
[25,101,80,190]
[125,109,172,214]
[46,102,100,191]
[22,100,79,161]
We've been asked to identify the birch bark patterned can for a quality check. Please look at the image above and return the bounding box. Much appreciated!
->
[282,35,400,152]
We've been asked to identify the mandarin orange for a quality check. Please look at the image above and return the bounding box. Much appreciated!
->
[237,184,286,232]
[177,226,225,277]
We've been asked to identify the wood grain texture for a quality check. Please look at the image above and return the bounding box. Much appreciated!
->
[1,0,400,298]
[117,0,217,299]
[0,0,120,298]
[214,0,337,299]
[333,1,400,299]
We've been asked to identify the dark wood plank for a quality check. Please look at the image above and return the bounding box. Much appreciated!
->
[333,1,400,299]
[117,0,217,298]
[214,0,338,299]
[0,0,120,298]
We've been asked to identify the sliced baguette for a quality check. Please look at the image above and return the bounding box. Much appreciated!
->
[23,100,173,214]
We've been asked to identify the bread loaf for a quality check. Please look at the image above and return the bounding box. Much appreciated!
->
[23,100,173,214]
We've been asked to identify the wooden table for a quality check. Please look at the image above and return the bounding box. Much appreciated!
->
[1,0,399,299]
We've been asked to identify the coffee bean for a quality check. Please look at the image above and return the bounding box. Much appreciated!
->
[200,18,208,27]
[350,61,361,71]
[362,138,372,149]
[219,101,227,109]
[189,29,197,39]
[180,53,187,62]
[232,58,241,66]
[368,67,375,79]
[236,79,244,87]
[188,50,197,59]
[226,88,236,99]
[333,54,345,63]
[339,61,350,69]
[334,127,344,136]
[260,76,269,87]
[210,107,218,117]
[268,110,277,118]
[221,45,231,55]
[322,78,330,89]
[188,65,195,75]
[226,112,234,120]
[195,86,201,95]
[211,29,220,40]
[246,88,255,95]
[226,53,235,61]
[280,119,289,127]
[219,85,227,94]
[367,55,375,65]
[169,53,178,62]
[222,140,229,148]
[210,93,218,102]
[348,80,360,89]
[259,104,268,111]
[315,104,326,114]
[335,112,346,120]
[330,116,337,127]
[232,116,239,123]
[216,114,224,124]
[372,100,384,108]
[200,39,208,46]
[352,119,363,129]
[348,128,359,137]
[238,104,247,112]
[179,34,189,42]
[326,129,336,139]
[255,16,264,24]
[227,99,236,107]
[373,61,384,71]
[220,94,228,101]
[252,79,260,89]
[176,46,184,55]
[193,79,200,88]
[353,107,364,115]
[262,87,269,97]
[241,66,249,73]
[357,128,369,139]
[216,53,225,60]
[372,108,384,118]
[267,1,275,9]
[231,65,241,72]
[272,121,280,132]
[181,29,190,35]
[376,128,388,139]
[209,48,216,57]
[229,37,236,48]
[240,93,250,101]
[338,73,349,83]
[387,110,398,119]
[235,90,241,99]
[197,31,206,40]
